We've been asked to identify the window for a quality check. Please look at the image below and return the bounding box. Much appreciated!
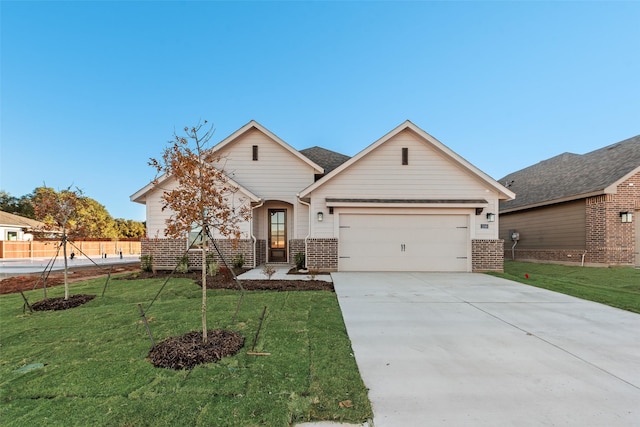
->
[188,226,204,249]
[252,145,258,161]
[402,147,408,165]
[7,231,18,241]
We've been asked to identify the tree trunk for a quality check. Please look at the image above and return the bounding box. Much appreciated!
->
[201,228,208,344]
[62,232,69,300]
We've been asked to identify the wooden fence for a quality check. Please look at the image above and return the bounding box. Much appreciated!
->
[0,240,141,259]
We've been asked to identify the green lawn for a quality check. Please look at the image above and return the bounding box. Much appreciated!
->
[489,261,640,314]
[0,275,372,426]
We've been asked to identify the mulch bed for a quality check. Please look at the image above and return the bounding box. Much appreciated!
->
[148,329,245,370]
[0,265,140,295]
[126,268,335,292]
[30,294,96,311]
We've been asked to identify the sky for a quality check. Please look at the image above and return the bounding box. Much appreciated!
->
[1,1,639,222]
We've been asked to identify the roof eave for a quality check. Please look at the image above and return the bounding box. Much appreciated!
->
[499,190,607,213]
[300,120,515,200]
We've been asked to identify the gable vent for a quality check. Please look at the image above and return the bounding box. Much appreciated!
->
[252,145,258,161]
[402,147,408,165]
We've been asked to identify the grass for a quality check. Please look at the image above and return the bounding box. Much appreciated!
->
[0,275,372,426]
[488,261,640,314]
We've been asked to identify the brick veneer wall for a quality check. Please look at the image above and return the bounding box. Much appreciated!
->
[505,172,639,266]
[507,249,590,264]
[255,239,266,267]
[141,238,253,270]
[472,239,504,272]
[289,239,305,266]
[306,238,338,271]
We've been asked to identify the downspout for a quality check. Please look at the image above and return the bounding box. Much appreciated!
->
[297,195,311,269]
[581,251,587,267]
[250,199,264,268]
[511,240,518,260]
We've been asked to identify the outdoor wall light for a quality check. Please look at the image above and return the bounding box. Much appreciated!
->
[317,211,324,222]
[620,211,633,223]
[486,213,496,222]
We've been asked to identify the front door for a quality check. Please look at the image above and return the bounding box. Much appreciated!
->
[268,209,287,263]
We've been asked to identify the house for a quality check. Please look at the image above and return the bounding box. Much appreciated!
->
[0,211,45,241]
[498,135,640,267]
[131,120,514,272]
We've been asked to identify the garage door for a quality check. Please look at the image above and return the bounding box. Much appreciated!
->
[338,214,469,272]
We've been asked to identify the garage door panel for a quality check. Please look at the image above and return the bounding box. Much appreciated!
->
[339,214,469,272]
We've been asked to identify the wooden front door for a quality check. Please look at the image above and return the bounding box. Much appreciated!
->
[268,209,287,262]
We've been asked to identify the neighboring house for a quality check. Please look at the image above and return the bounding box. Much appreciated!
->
[131,120,514,272]
[0,211,45,241]
[498,135,640,267]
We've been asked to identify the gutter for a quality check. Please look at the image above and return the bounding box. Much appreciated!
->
[250,199,264,268]
[297,195,311,269]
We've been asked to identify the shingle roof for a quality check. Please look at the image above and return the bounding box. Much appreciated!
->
[499,135,640,212]
[0,210,47,230]
[299,146,350,175]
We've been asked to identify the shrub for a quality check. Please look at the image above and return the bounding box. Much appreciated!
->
[207,261,220,276]
[176,254,190,273]
[232,253,245,269]
[262,264,276,280]
[294,252,306,270]
[140,255,153,272]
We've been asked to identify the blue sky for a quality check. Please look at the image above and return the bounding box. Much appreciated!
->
[1,1,638,222]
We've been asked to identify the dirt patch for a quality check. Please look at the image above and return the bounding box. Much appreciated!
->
[30,294,96,311]
[0,265,140,295]
[1,265,334,295]
[148,329,244,369]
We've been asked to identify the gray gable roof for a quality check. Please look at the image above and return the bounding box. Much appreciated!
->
[299,146,350,175]
[499,135,640,212]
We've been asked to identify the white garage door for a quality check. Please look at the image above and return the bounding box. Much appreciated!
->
[338,214,469,272]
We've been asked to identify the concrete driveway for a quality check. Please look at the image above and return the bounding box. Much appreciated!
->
[331,272,640,427]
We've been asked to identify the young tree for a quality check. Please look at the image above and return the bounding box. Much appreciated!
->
[149,121,250,343]
[32,186,83,300]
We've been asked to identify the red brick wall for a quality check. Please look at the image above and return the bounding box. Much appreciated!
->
[306,238,338,271]
[586,172,639,265]
[472,239,504,272]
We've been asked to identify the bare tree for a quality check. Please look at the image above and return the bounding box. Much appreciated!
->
[149,121,250,343]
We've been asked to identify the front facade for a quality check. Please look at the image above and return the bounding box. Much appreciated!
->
[499,135,640,267]
[132,120,514,272]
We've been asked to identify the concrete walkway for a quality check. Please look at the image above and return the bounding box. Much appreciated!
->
[238,265,332,282]
[0,255,140,278]
[332,272,640,426]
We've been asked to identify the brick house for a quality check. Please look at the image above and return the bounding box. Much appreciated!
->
[131,120,514,272]
[499,135,640,267]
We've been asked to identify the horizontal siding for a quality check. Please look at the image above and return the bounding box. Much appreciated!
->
[316,130,489,199]
[499,200,586,249]
[310,129,501,239]
[145,179,251,239]
[211,128,316,203]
